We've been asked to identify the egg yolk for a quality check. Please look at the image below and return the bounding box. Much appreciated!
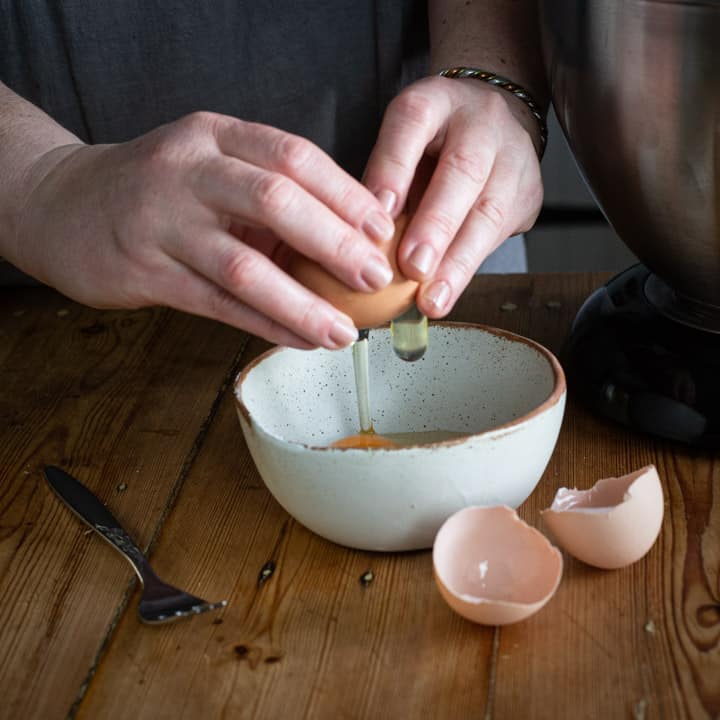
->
[330,432,399,449]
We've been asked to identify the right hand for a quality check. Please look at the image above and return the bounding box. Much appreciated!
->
[15,112,397,348]
[363,75,544,320]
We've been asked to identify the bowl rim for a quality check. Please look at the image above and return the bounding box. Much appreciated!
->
[234,321,566,451]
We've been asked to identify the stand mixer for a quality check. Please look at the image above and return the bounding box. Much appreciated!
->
[540,0,720,447]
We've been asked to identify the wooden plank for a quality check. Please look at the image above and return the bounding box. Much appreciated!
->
[488,425,720,719]
[77,339,495,719]
[0,288,247,719]
[76,273,601,719]
[61,273,720,718]
[460,275,719,719]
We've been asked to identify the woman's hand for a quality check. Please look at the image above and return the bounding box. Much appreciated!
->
[15,112,398,348]
[363,75,544,318]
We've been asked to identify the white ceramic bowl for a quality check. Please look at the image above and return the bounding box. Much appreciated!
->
[234,323,566,551]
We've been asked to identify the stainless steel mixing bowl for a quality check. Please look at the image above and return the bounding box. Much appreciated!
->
[540,0,720,317]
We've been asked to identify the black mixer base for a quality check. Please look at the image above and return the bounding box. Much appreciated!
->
[563,264,720,448]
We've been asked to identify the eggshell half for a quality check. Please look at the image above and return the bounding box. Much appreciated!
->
[433,505,563,625]
[288,214,418,328]
[541,465,664,569]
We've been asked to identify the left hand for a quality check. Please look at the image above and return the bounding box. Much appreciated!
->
[363,75,544,318]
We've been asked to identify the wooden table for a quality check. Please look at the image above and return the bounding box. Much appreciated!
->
[1,273,718,720]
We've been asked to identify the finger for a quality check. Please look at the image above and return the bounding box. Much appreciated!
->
[397,118,497,282]
[195,156,394,293]
[363,85,449,218]
[178,281,317,349]
[416,154,521,319]
[212,118,396,247]
[144,258,315,348]
[169,229,360,349]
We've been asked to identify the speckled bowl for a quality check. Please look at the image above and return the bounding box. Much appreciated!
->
[234,323,566,551]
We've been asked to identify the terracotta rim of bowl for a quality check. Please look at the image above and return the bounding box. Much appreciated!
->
[234,321,566,450]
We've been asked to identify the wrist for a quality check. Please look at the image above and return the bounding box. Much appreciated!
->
[10,143,86,270]
[438,67,547,159]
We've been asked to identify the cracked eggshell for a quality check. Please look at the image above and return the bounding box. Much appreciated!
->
[433,505,563,625]
[541,465,664,569]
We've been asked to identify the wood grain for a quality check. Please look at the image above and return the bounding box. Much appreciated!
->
[0,288,247,719]
[79,369,498,720]
[460,275,720,720]
[74,272,630,720]
[4,274,719,720]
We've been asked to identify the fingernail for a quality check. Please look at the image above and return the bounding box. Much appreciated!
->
[376,189,397,215]
[363,211,395,244]
[361,256,394,290]
[407,243,436,276]
[423,280,451,312]
[328,316,358,347]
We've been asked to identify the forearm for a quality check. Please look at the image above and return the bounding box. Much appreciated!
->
[428,0,550,130]
[0,81,83,263]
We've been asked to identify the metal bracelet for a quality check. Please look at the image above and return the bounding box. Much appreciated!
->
[438,67,548,158]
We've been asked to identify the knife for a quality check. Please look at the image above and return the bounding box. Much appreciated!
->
[43,465,145,577]
[44,465,228,623]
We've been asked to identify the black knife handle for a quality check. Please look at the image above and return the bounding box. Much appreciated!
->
[43,465,145,573]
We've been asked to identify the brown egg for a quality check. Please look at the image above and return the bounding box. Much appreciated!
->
[288,214,418,328]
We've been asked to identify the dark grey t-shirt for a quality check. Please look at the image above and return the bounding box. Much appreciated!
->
[1,1,428,176]
[0,1,524,283]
